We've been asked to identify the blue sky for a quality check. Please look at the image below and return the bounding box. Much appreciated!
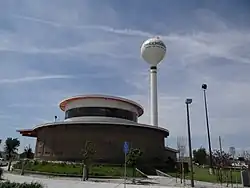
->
[0,0,250,156]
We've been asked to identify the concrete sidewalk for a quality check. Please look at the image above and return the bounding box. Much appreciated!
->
[3,173,174,188]
[2,170,241,188]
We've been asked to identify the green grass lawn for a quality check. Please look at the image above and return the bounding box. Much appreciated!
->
[169,166,241,183]
[13,161,143,178]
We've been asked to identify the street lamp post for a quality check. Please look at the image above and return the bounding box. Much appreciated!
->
[202,84,213,174]
[185,98,194,187]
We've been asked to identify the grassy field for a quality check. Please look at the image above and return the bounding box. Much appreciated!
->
[13,161,143,178]
[169,166,242,183]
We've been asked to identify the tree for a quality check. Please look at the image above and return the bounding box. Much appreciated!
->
[176,137,187,183]
[19,145,34,175]
[193,147,207,165]
[177,136,186,160]
[241,150,250,164]
[81,141,96,181]
[20,145,34,159]
[4,138,20,171]
[126,148,142,180]
[212,149,231,185]
[213,150,231,167]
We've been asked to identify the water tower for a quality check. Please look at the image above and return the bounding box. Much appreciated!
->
[141,37,167,126]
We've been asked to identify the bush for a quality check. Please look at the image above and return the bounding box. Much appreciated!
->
[12,160,143,177]
[33,160,39,165]
[0,181,43,188]
[41,161,48,166]
[0,167,3,180]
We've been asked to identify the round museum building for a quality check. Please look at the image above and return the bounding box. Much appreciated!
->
[18,94,177,164]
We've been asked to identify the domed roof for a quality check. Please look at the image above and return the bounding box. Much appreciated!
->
[59,94,144,116]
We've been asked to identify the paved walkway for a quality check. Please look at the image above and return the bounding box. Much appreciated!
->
[3,173,169,188]
[2,171,242,188]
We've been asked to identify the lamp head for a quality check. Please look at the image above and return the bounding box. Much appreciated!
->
[185,98,192,104]
[202,84,207,90]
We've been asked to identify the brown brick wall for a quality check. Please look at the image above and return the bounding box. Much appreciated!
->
[34,124,170,164]
[164,149,177,161]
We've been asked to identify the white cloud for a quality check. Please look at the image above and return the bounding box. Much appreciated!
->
[0,2,250,151]
[7,103,56,108]
[0,115,12,119]
[0,75,76,84]
[12,14,153,37]
[3,14,249,70]
[33,118,54,124]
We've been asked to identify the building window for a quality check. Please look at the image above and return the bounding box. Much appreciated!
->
[65,107,137,122]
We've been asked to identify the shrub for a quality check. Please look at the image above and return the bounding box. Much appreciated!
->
[41,161,48,166]
[59,162,66,167]
[13,161,22,169]
[0,181,43,188]
[12,160,143,177]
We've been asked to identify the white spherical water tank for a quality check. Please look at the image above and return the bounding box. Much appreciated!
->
[141,37,167,66]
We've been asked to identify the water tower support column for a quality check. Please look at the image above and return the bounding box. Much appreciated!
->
[150,66,158,126]
[141,37,166,127]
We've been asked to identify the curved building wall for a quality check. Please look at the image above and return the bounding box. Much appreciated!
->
[65,107,138,122]
[64,98,140,116]
[35,124,166,163]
